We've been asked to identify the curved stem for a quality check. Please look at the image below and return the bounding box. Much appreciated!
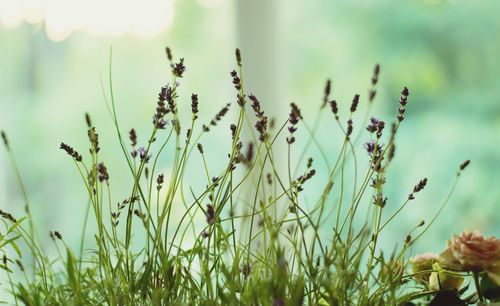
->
[473,271,485,303]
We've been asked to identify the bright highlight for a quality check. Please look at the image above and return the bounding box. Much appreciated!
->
[0,0,174,41]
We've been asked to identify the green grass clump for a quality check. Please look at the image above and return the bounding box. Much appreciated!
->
[1,48,491,306]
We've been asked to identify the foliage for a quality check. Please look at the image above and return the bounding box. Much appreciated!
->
[1,48,497,305]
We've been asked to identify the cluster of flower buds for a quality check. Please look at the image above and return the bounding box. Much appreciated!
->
[287,103,302,144]
[397,87,410,122]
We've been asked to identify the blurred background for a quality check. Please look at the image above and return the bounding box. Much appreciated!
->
[1,0,499,259]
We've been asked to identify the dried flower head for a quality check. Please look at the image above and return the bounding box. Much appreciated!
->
[1,130,9,150]
[230,70,241,91]
[329,100,339,119]
[307,157,313,168]
[172,58,186,78]
[322,79,332,108]
[408,178,427,200]
[60,142,83,162]
[365,140,383,156]
[138,147,151,163]
[54,231,63,240]
[85,113,92,128]
[287,103,302,144]
[405,235,412,245]
[245,142,254,165]
[266,173,272,185]
[413,178,428,193]
[235,48,242,67]
[204,103,231,132]
[0,210,17,223]
[368,90,377,103]
[229,68,245,107]
[388,124,397,161]
[197,143,204,154]
[297,169,316,186]
[97,162,109,182]
[87,127,100,153]
[366,117,379,133]
[346,119,353,138]
[397,87,410,122]
[229,124,237,140]
[165,47,173,62]
[350,94,360,113]
[134,209,143,219]
[191,94,199,118]
[459,159,470,171]
[376,120,385,138]
[249,94,263,117]
[249,95,268,141]
[373,194,387,207]
[241,263,252,278]
[154,85,172,128]
[129,129,137,147]
[365,139,384,172]
[372,64,380,86]
[206,204,215,225]
[368,64,381,103]
[156,174,164,191]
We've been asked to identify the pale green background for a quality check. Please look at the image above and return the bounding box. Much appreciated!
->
[1,0,499,260]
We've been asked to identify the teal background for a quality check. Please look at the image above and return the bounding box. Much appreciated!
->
[1,0,499,260]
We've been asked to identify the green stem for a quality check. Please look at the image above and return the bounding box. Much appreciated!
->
[473,271,485,303]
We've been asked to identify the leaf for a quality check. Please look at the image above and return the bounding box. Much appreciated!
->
[10,241,22,258]
[481,273,500,301]
[66,248,77,291]
[5,217,26,235]
[15,283,33,306]
[0,263,13,273]
[486,264,500,287]
[288,276,305,305]
[0,235,21,248]
[458,282,470,295]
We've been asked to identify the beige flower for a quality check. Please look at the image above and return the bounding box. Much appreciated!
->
[429,263,464,291]
[410,252,438,282]
[439,230,500,285]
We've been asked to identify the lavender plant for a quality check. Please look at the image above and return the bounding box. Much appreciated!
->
[1,48,499,306]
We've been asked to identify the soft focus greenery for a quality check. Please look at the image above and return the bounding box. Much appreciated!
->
[1,46,498,305]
